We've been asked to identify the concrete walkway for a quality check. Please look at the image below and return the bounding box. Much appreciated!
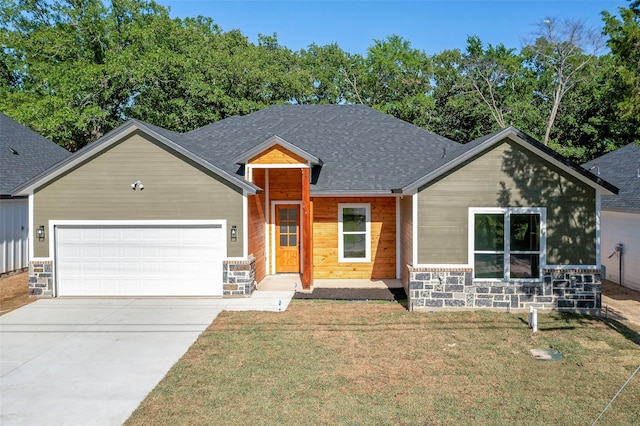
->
[0,291,293,426]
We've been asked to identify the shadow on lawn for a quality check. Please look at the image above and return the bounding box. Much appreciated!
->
[551,312,640,347]
[600,318,640,346]
[517,316,577,332]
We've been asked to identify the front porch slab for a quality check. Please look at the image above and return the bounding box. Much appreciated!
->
[256,275,403,292]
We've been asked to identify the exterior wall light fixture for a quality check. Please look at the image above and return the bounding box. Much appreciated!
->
[37,225,45,241]
[131,180,144,190]
[230,225,237,242]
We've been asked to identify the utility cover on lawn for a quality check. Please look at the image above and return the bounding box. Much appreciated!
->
[530,348,563,361]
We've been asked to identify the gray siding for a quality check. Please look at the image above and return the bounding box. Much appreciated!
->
[417,139,596,265]
[1,198,29,273]
[34,131,244,258]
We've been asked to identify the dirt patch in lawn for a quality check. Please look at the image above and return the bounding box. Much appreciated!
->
[0,272,35,315]
[127,301,640,426]
[602,279,640,332]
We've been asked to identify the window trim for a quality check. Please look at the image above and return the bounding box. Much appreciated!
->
[338,203,371,263]
[468,207,546,281]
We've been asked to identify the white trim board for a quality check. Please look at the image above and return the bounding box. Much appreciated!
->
[468,207,547,281]
[338,203,371,263]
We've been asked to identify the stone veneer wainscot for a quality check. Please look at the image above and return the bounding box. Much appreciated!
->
[28,257,257,298]
[408,267,601,314]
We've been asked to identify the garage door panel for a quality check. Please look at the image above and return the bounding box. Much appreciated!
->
[56,224,225,297]
[82,228,103,241]
[79,242,103,258]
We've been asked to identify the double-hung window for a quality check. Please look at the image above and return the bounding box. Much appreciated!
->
[338,204,371,262]
[471,208,545,280]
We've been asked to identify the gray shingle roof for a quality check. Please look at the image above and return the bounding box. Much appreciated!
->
[9,105,618,199]
[0,112,70,195]
[583,143,640,212]
[181,104,461,193]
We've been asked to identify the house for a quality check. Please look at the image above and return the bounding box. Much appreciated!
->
[583,144,640,292]
[0,113,70,274]
[12,105,617,312]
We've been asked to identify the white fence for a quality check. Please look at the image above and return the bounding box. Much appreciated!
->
[0,198,29,274]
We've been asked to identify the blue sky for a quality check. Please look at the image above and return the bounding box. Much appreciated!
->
[159,1,629,54]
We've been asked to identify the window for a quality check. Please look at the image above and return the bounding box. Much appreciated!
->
[278,207,298,247]
[338,204,371,262]
[471,208,545,280]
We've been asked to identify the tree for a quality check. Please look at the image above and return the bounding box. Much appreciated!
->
[543,54,625,162]
[128,23,312,131]
[0,0,170,150]
[360,35,434,125]
[429,40,540,143]
[461,36,523,129]
[602,4,640,130]
[430,48,493,141]
[523,18,605,146]
[297,43,363,104]
[0,1,312,149]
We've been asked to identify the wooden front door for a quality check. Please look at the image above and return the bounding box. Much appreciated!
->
[276,205,300,273]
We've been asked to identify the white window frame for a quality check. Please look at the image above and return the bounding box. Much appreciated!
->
[338,203,371,263]
[469,207,546,281]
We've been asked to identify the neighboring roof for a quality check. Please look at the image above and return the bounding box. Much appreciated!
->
[583,143,640,212]
[12,119,260,196]
[400,127,619,195]
[0,112,70,195]
[182,104,460,194]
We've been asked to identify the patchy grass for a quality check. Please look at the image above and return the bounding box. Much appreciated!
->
[0,272,34,315]
[126,301,640,425]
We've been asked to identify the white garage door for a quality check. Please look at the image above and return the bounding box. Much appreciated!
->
[55,224,226,297]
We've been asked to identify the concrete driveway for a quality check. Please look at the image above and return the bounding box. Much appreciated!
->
[0,292,293,426]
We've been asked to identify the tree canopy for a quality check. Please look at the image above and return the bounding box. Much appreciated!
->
[1,0,638,161]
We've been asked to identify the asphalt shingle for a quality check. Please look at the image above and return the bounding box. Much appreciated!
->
[181,104,461,193]
[583,143,640,212]
[0,113,70,195]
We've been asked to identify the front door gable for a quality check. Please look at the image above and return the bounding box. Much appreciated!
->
[250,144,308,165]
[233,135,322,167]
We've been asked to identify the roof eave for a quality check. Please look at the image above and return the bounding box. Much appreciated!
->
[601,206,640,214]
[310,189,397,196]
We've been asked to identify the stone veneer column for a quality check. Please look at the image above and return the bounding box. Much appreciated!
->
[222,255,256,297]
[28,260,54,297]
[408,267,473,310]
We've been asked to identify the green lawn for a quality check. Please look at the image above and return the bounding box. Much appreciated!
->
[126,301,640,425]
